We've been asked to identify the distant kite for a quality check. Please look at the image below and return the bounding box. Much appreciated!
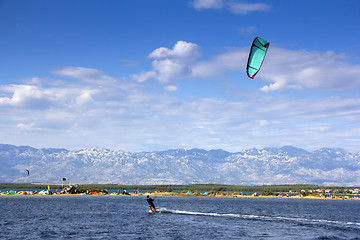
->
[246,37,270,79]
[62,177,67,181]
[25,169,30,176]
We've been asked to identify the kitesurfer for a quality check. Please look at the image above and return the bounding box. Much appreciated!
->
[147,195,156,212]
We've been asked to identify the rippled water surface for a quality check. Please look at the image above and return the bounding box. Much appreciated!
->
[1,196,359,239]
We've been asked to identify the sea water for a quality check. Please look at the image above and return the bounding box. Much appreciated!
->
[0,196,359,239]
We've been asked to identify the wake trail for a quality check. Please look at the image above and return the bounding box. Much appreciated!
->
[162,209,360,229]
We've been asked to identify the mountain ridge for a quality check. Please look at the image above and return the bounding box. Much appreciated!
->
[0,144,359,186]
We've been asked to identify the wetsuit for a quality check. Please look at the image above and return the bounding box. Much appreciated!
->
[147,197,156,211]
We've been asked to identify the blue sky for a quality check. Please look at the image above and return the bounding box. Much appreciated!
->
[1,0,360,152]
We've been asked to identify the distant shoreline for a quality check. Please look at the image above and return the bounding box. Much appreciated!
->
[1,192,359,200]
[1,183,359,200]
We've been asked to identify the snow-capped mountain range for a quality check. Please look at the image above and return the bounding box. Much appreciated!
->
[1,144,359,186]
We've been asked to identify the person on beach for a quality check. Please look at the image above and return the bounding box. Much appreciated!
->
[147,195,156,212]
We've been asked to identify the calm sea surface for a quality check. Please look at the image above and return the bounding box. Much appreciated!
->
[0,196,359,239]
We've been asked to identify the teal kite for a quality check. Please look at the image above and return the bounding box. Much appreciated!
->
[246,37,270,79]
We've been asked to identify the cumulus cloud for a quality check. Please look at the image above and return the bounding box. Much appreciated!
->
[140,44,245,81]
[137,41,201,85]
[185,44,360,93]
[76,91,95,106]
[132,41,360,93]
[151,59,191,84]
[191,0,271,14]
[148,40,201,60]
[260,48,360,92]
[0,67,130,110]
[0,85,66,109]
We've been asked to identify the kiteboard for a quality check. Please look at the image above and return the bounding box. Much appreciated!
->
[148,208,172,214]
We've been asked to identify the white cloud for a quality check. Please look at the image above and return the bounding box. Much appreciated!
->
[53,66,102,80]
[192,48,247,77]
[133,41,360,94]
[0,69,120,110]
[165,85,178,92]
[76,91,95,106]
[260,78,301,93]
[152,59,191,83]
[191,0,271,14]
[16,122,35,131]
[148,41,201,60]
[138,41,201,84]
[2,42,360,152]
[2,65,360,153]
[191,0,224,10]
[0,85,66,108]
[53,66,136,91]
[227,2,271,14]
[53,66,116,86]
[260,48,360,92]
[131,71,157,83]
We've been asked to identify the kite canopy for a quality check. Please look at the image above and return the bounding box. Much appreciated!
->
[246,37,270,79]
